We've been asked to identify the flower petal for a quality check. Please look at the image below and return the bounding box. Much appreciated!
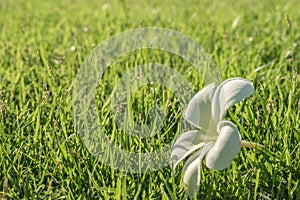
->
[171,130,209,169]
[183,82,216,130]
[182,155,201,198]
[182,142,214,198]
[205,120,241,170]
[182,141,214,172]
[210,78,254,128]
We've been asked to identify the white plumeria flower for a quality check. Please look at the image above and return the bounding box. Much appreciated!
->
[171,77,263,198]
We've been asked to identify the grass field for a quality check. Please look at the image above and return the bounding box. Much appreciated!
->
[0,0,299,199]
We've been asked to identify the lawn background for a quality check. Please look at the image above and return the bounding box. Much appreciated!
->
[0,0,299,199]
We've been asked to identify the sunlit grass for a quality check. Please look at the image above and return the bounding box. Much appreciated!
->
[0,0,299,199]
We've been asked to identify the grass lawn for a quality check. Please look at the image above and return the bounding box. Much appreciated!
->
[0,0,299,199]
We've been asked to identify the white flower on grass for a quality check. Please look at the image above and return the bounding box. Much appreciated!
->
[171,77,263,198]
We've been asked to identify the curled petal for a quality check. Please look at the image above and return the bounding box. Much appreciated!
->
[182,142,214,198]
[183,83,216,130]
[211,78,254,128]
[183,156,201,198]
[205,121,241,170]
[171,130,208,169]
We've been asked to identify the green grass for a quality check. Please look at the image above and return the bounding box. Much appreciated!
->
[0,0,299,199]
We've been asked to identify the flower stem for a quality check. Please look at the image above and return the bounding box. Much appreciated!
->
[241,140,264,150]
